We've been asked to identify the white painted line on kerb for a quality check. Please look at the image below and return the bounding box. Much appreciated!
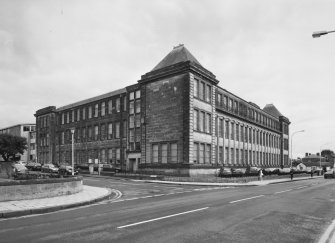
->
[117,207,209,229]
[318,218,335,243]
[229,195,264,204]
[274,189,293,194]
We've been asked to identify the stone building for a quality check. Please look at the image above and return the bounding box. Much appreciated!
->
[0,124,36,162]
[35,45,290,176]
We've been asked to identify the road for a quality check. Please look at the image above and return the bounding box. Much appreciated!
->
[0,177,334,242]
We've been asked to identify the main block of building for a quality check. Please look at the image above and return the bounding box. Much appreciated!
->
[35,45,290,176]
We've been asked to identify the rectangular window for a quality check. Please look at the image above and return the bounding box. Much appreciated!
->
[236,149,239,164]
[236,124,239,141]
[199,111,204,132]
[193,143,198,163]
[217,94,222,106]
[101,149,106,163]
[108,100,113,114]
[249,128,252,143]
[77,109,80,121]
[88,106,92,119]
[129,129,134,142]
[194,110,198,131]
[218,119,223,137]
[82,128,86,139]
[225,147,229,164]
[199,144,204,164]
[108,123,113,139]
[116,98,120,112]
[225,121,229,139]
[228,99,233,111]
[230,122,234,140]
[129,92,134,100]
[62,113,65,124]
[206,85,211,103]
[72,110,75,122]
[171,143,178,163]
[116,148,120,164]
[205,144,211,164]
[129,101,134,114]
[152,144,159,163]
[206,113,211,133]
[67,112,70,123]
[88,126,92,139]
[101,124,106,140]
[129,115,134,129]
[136,90,141,99]
[194,79,198,97]
[101,102,105,116]
[115,122,120,138]
[230,148,234,164]
[199,82,205,100]
[82,108,86,120]
[135,114,141,128]
[219,146,223,164]
[94,125,99,140]
[162,144,168,163]
[135,100,141,113]
[94,104,99,117]
[123,120,127,138]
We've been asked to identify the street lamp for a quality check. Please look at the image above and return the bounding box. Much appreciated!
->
[70,128,75,176]
[312,30,335,38]
[290,130,305,168]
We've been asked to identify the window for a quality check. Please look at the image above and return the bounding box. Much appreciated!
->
[230,122,234,140]
[108,123,113,139]
[219,146,223,164]
[162,144,168,163]
[228,99,233,111]
[224,96,228,108]
[108,149,113,163]
[108,100,113,114]
[129,92,134,100]
[94,125,99,140]
[171,143,178,163]
[123,120,127,137]
[206,85,211,103]
[236,124,239,141]
[225,121,229,139]
[129,101,134,114]
[135,100,141,113]
[205,113,211,133]
[217,94,222,106]
[116,148,120,164]
[67,112,70,123]
[61,132,64,145]
[82,128,86,139]
[193,143,198,163]
[77,109,80,121]
[205,145,211,164]
[224,147,229,164]
[88,106,92,119]
[94,104,99,117]
[82,108,86,120]
[194,110,198,131]
[194,79,198,97]
[230,148,234,164]
[101,102,105,116]
[115,122,120,138]
[135,114,141,128]
[199,144,204,164]
[72,110,75,122]
[199,82,205,100]
[88,126,92,139]
[129,129,134,142]
[101,149,106,163]
[218,119,223,137]
[199,111,204,132]
[116,98,120,112]
[236,149,239,164]
[101,124,106,140]
[136,90,141,99]
[123,96,127,111]
[129,115,134,129]
[152,144,159,163]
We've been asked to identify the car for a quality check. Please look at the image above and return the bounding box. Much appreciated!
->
[41,164,59,173]
[12,164,28,174]
[231,168,246,177]
[26,162,42,171]
[324,169,335,179]
[58,165,78,176]
[218,167,232,177]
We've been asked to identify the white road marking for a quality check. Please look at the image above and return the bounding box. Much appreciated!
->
[295,186,308,189]
[274,189,293,194]
[229,195,264,204]
[318,218,335,243]
[117,207,209,229]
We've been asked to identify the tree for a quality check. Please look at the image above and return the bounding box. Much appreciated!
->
[0,134,27,162]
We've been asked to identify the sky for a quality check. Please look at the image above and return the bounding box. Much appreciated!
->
[1,0,335,158]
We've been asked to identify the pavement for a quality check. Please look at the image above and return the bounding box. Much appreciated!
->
[0,175,322,219]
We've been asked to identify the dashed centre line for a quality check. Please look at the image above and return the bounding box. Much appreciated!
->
[229,195,264,204]
[274,189,293,194]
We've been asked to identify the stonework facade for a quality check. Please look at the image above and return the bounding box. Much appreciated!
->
[35,45,290,176]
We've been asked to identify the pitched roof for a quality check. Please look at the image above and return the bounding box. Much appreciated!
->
[263,104,283,118]
[152,44,203,71]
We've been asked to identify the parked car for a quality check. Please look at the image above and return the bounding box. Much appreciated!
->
[231,168,246,177]
[12,164,28,174]
[26,162,42,171]
[218,167,232,177]
[246,166,261,176]
[41,164,59,173]
[59,165,78,176]
[324,169,334,179]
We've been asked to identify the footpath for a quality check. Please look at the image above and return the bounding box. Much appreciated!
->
[0,175,322,219]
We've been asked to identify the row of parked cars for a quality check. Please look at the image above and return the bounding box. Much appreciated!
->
[217,166,323,177]
[12,162,78,176]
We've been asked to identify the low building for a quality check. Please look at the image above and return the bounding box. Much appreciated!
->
[35,45,290,176]
[0,124,36,162]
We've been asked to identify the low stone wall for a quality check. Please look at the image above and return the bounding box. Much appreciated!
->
[0,177,83,202]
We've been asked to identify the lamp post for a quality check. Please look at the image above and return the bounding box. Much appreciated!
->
[312,30,335,38]
[290,130,305,168]
[70,128,75,176]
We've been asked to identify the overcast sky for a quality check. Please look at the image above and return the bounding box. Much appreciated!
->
[1,0,334,158]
